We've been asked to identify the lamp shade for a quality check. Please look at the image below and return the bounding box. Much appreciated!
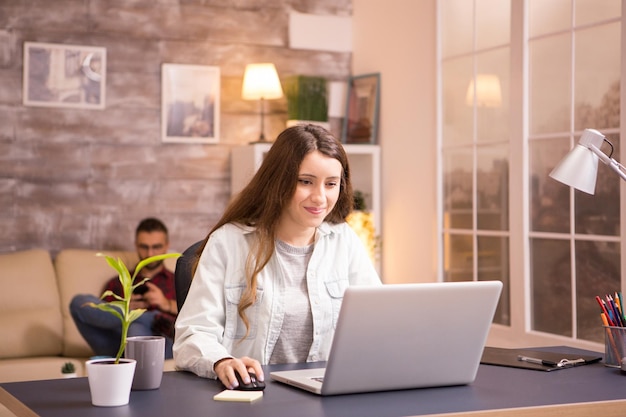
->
[548,129,606,195]
[465,74,502,108]
[242,63,283,100]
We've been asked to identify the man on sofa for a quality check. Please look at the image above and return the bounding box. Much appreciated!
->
[70,217,177,359]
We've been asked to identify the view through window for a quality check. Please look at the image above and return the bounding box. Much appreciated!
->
[440,0,622,344]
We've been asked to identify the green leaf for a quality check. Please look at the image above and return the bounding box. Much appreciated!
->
[85,302,123,322]
[128,308,147,324]
[99,254,129,278]
[100,290,123,302]
[132,253,181,280]
[106,300,126,311]
[131,277,150,293]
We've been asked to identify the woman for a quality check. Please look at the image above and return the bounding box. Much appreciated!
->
[173,124,381,389]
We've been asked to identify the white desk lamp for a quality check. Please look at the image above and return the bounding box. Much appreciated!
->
[549,128,626,195]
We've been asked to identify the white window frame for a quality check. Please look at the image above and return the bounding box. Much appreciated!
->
[437,0,624,352]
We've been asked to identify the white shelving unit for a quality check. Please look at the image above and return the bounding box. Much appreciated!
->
[230,143,273,197]
[230,142,382,246]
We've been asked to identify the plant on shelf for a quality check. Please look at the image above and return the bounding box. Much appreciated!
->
[353,190,367,211]
[346,190,379,264]
[283,75,329,128]
[86,252,181,363]
[85,252,181,406]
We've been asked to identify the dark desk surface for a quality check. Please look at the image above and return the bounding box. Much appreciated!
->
[2,346,625,417]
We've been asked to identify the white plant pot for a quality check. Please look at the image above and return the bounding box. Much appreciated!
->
[61,372,77,378]
[86,358,136,407]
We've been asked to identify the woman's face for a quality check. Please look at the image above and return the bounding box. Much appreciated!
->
[279,150,343,239]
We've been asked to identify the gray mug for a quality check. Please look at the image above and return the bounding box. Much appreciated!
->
[125,336,165,390]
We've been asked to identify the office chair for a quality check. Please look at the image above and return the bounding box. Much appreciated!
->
[174,240,203,310]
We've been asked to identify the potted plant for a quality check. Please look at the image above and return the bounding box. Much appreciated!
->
[283,75,330,130]
[346,190,378,264]
[85,252,181,407]
[61,361,77,378]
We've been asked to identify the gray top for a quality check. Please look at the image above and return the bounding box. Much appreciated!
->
[270,239,314,364]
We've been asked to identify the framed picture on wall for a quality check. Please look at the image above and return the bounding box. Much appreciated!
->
[23,42,107,110]
[341,73,380,144]
[161,63,220,144]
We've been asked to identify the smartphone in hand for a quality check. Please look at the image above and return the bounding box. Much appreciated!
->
[133,284,149,295]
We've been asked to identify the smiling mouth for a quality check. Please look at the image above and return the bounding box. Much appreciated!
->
[306,207,325,215]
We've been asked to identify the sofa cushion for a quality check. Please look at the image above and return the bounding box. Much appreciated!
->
[55,249,139,357]
[0,249,63,359]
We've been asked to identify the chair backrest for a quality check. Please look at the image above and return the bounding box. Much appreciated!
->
[175,240,203,310]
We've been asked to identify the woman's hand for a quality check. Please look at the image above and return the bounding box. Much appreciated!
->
[214,357,264,389]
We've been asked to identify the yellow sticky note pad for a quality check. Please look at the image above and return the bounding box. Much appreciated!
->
[213,390,263,403]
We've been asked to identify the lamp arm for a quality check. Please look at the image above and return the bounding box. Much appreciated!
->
[589,144,626,182]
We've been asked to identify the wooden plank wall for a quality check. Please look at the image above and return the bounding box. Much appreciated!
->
[0,0,351,255]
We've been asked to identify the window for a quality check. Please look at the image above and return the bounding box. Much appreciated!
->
[440,0,512,326]
[528,0,621,342]
[439,0,622,346]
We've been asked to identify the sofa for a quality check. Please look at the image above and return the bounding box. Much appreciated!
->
[0,248,177,383]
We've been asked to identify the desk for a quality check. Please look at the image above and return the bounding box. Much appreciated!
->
[1,347,625,417]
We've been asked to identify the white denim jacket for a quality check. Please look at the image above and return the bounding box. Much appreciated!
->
[173,221,381,379]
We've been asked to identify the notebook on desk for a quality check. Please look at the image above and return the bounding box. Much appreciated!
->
[270,280,503,396]
[481,346,602,371]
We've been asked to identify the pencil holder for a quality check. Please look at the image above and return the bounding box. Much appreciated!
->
[603,326,626,367]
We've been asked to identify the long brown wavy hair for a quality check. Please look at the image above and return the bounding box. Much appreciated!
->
[193,124,354,339]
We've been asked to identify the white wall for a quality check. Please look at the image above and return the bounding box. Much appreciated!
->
[353,0,438,283]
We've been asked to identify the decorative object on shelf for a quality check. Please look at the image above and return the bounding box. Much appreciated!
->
[60,361,77,378]
[550,128,626,195]
[161,63,220,144]
[242,63,284,143]
[23,42,107,110]
[342,73,380,145]
[283,75,330,131]
[85,252,181,407]
[346,190,379,264]
[327,80,347,118]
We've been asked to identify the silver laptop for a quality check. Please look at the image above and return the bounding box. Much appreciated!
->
[270,280,503,396]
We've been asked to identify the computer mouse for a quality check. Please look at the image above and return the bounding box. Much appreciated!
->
[234,371,266,391]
